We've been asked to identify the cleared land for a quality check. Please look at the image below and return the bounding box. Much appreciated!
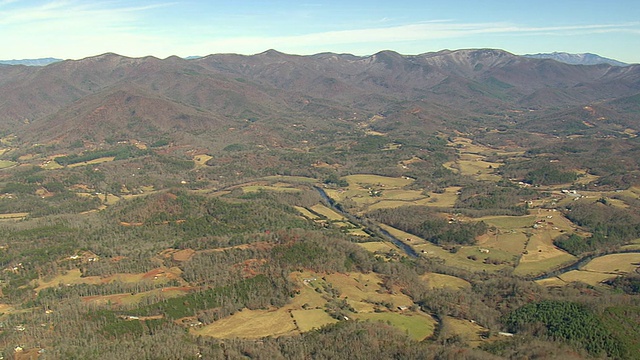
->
[582,253,640,274]
[291,309,338,332]
[441,316,489,347]
[421,273,471,290]
[67,156,115,168]
[193,308,298,338]
[309,204,345,221]
[353,311,436,341]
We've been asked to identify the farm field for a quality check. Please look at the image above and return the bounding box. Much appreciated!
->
[538,252,640,287]
[294,206,319,219]
[582,253,640,274]
[192,307,298,338]
[441,316,489,347]
[291,309,338,332]
[380,224,512,272]
[0,160,16,169]
[357,241,401,254]
[309,204,345,221]
[67,156,115,168]
[353,311,437,341]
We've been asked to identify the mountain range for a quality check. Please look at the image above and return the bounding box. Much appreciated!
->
[0,57,63,66]
[0,48,638,149]
[522,52,628,67]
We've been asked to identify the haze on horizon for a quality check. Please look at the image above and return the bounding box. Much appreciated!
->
[1,0,639,63]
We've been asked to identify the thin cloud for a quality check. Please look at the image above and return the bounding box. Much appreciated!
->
[196,21,639,52]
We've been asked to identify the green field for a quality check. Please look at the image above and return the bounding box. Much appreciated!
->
[0,160,17,169]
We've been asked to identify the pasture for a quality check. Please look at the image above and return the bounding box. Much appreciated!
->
[309,204,345,221]
[441,316,489,347]
[193,308,298,338]
[294,206,319,219]
[241,185,301,194]
[357,241,400,254]
[421,273,471,290]
[67,156,115,168]
[353,312,437,341]
[582,253,640,274]
[0,160,16,169]
[291,309,338,332]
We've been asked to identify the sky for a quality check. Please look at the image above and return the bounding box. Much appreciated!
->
[1,0,639,63]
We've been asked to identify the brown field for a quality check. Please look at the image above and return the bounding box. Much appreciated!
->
[291,309,338,332]
[535,277,567,287]
[0,160,17,169]
[67,156,115,168]
[357,241,400,253]
[347,228,370,237]
[0,212,29,220]
[192,308,298,338]
[442,316,489,347]
[343,174,414,188]
[476,231,528,255]
[193,154,213,167]
[34,267,184,293]
[324,272,414,312]
[294,206,319,219]
[421,273,471,290]
[242,185,301,194]
[261,175,318,184]
[515,253,576,276]
[354,311,437,341]
[582,253,640,274]
[558,270,617,286]
[164,248,195,262]
[309,204,345,221]
[415,187,460,208]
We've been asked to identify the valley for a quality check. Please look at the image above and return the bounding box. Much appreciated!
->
[0,49,638,358]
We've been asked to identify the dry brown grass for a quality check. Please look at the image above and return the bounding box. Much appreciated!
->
[441,316,489,347]
[558,270,616,286]
[291,309,338,332]
[192,308,297,338]
[421,273,471,290]
[582,253,640,274]
[309,204,345,221]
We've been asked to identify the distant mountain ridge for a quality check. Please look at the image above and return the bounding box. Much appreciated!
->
[0,48,639,147]
[522,52,628,67]
[0,57,63,66]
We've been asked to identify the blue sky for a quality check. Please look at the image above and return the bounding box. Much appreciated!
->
[1,0,639,63]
